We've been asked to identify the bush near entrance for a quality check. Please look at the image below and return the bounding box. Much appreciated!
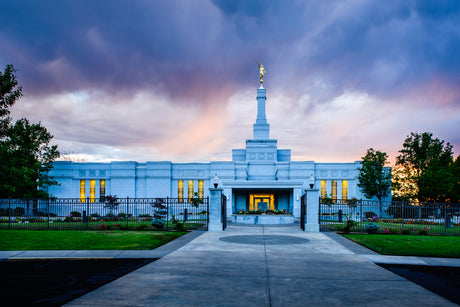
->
[235,209,291,215]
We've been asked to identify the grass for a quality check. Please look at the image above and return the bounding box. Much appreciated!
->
[343,234,460,258]
[321,220,460,235]
[0,230,186,250]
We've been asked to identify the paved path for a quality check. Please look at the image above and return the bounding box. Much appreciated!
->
[59,225,457,307]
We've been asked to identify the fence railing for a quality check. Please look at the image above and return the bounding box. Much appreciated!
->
[319,199,460,236]
[0,197,209,231]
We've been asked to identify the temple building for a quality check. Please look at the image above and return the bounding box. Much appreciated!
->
[47,78,390,219]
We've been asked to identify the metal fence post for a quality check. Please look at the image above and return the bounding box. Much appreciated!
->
[87,200,90,230]
[47,199,50,229]
[166,197,169,231]
[126,196,130,229]
[207,196,210,228]
[8,197,11,230]
[359,200,363,233]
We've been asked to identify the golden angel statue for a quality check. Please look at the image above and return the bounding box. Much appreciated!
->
[257,62,265,83]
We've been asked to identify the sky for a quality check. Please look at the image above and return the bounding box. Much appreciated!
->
[1,0,459,164]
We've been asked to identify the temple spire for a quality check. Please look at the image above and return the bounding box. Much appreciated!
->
[253,80,270,139]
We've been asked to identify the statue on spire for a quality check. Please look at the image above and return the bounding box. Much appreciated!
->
[257,62,265,83]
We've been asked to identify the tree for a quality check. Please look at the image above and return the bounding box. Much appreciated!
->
[395,132,456,202]
[0,65,60,198]
[357,148,391,217]
[447,156,460,203]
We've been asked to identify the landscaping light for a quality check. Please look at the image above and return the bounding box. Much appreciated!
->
[213,174,219,188]
[309,174,315,189]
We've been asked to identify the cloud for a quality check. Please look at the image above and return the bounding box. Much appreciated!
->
[2,0,460,163]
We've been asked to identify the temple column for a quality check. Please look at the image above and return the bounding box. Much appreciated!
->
[304,188,320,232]
[208,187,223,231]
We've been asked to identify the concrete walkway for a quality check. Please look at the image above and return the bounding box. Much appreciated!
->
[56,225,458,307]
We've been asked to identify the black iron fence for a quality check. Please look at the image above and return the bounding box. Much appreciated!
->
[0,197,209,231]
[319,199,460,236]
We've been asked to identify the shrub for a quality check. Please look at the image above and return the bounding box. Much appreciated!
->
[136,224,149,231]
[400,229,411,235]
[139,214,152,218]
[171,214,186,232]
[365,223,379,234]
[70,211,81,217]
[151,219,165,230]
[342,215,358,234]
[97,223,109,230]
[90,213,101,217]
[64,216,74,222]
[103,195,119,214]
[118,212,127,218]
[189,192,204,208]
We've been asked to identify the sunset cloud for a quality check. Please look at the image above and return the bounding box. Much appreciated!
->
[1,0,459,164]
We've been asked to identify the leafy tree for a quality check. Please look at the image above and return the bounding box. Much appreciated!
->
[446,156,460,203]
[395,132,457,202]
[189,192,204,208]
[103,195,120,214]
[0,64,60,198]
[357,148,391,217]
[0,64,22,126]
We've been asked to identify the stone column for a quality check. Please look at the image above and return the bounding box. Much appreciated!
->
[304,188,320,232]
[208,188,223,231]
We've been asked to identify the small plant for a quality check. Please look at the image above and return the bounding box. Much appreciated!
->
[151,219,165,230]
[104,195,120,215]
[70,211,81,217]
[342,214,358,234]
[171,214,186,232]
[365,223,380,234]
[400,229,411,235]
[189,192,204,208]
[151,198,167,230]
[418,227,430,235]
[64,216,74,222]
[97,223,109,230]
[136,224,149,231]
[321,195,333,206]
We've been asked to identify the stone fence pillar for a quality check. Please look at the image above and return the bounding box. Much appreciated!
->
[304,188,320,232]
[208,188,223,231]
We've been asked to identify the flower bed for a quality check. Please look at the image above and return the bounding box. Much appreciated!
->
[232,214,295,225]
[235,209,291,215]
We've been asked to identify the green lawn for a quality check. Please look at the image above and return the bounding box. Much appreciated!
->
[343,234,460,258]
[321,220,460,235]
[0,230,186,250]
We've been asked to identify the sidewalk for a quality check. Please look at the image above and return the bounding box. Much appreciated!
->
[57,224,457,306]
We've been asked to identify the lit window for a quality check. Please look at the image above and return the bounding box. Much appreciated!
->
[331,180,337,201]
[342,180,348,201]
[80,180,86,203]
[90,180,96,203]
[188,180,194,201]
[100,180,106,202]
[321,180,327,197]
[198,180,204,198]
[178,180,184,203]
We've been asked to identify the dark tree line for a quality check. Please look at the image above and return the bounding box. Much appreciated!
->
[0,65,59,198]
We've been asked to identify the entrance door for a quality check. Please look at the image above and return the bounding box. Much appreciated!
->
[249,193,275,211]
